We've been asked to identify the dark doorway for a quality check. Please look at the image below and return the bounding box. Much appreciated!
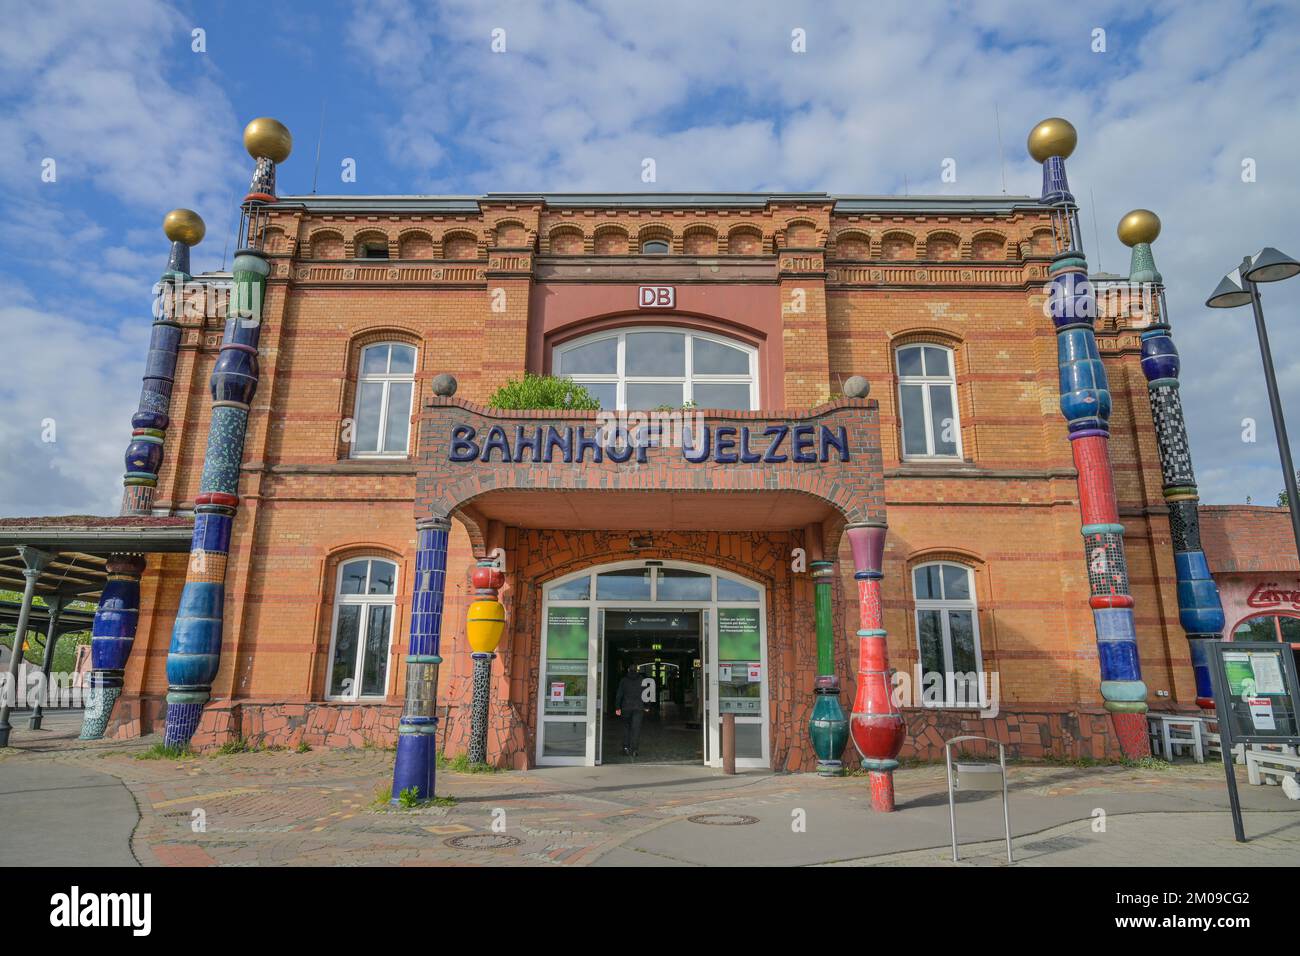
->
[602,609,704,764]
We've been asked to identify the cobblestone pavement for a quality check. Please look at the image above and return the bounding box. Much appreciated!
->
[3,711,1298,867]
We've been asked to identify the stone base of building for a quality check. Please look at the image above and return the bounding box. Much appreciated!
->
[899,708,1126,762]
[104,697,1146,765]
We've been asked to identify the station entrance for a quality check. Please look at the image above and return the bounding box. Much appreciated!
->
[536,560,769,768]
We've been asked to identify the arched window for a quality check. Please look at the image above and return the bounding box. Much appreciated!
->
[327,557,399,699]
[553,327,757,410]
[913,561,983,707]
[641,239,670,254]
[897,343,961,459]
[352,342,416,456]
[1232,613,1300,642]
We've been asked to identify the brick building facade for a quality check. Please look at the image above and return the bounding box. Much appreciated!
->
[101,191,1201,769]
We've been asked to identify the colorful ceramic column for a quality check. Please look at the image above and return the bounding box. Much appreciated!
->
[1120,209,1225,708]
[466,558,506,764]
[162,118,290,749]
[847,521,906,810]
[81,210,204,740]
[391,515,452,801]
[807,558,848,775]
[1029,118,1150,758]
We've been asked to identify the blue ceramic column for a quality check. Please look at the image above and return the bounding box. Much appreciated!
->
[81,210,204,740]
[391,516,451,800]
[161,118,291,749]
[1120,210,1225,707]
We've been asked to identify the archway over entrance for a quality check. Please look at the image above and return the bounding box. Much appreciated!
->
[536,559,769,769]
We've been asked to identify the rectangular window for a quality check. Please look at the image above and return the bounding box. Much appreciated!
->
[913,563,983,708]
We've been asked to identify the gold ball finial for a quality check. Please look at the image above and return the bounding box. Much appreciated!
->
[1117,209,1161,247]
[242,117,292,163]
[163,208,205,245]
[1027,117,1078,163]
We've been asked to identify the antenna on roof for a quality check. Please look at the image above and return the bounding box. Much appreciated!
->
[220,188,236,271]
[1089,187,1103,272]
[903,173,909,197]
[312,99,325,195]
[994,103,1007,194]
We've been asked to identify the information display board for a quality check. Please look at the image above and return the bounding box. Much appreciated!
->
[1206,640,1300,843]
[1208,641,1300,743]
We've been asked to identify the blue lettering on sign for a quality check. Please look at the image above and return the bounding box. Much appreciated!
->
[448,423,850,463]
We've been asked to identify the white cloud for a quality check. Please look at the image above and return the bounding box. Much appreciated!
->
[347,0,1300,505]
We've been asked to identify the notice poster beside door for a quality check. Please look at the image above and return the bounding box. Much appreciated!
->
[547,607,589,660]
[718,608,760,660]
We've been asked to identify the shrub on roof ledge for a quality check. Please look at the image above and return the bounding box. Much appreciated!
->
[486,374,601,411]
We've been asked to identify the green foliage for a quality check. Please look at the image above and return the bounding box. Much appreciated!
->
[1123,755,1172,771]
[136,742,195,761]
[437,751,499,774]
[486,374,600,410]
[215,738,251,755]
[296,740,312,753]
[397,786,421,809]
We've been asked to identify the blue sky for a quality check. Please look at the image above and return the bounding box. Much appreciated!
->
[2,0,1298,515]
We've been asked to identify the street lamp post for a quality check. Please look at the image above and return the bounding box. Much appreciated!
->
[1207,248,1300,567]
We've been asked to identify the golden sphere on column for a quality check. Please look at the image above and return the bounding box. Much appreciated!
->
[1117,209,1161,246]
[242,117,293,163]
[1027,117,1078,162]
[162,208,205,245]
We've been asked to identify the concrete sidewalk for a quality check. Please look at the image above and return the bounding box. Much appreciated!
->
[2,711,1297,867]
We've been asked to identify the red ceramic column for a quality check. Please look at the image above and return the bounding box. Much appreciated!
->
[847,521,906,811]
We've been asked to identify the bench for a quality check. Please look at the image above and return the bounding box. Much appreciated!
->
[1147,713,1205,762]
[1245,747,1300,786]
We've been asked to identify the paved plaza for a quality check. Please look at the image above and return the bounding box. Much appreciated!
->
[2,710,1297,867]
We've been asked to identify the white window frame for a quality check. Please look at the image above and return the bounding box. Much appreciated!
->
[897,343,962,460]
[326,557,400,701]
[912,561,984,708]
[552,327,758,411]
[351,342,416,458]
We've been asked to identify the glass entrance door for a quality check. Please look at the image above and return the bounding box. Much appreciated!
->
[536,561,768,768]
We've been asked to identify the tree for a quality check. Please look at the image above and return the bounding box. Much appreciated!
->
[1280,471,1300,507]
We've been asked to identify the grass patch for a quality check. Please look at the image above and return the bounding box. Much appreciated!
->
[370,782,457,810]
[296,740,312,753]
[437,751,499,774]
[212,738,291,756]
[1122,755,1173,771]
[136,742,195,761]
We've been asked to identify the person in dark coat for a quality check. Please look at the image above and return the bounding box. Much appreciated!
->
[614,664,647,756]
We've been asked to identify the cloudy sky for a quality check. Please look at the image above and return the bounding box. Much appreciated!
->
[1,0,1297,515]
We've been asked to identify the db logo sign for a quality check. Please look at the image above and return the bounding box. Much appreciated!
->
[638,286,674,308]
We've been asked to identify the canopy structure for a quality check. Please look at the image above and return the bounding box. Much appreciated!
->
[0,516,193,742]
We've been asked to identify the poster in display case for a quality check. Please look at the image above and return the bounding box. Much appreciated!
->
[1206,640,1300,843]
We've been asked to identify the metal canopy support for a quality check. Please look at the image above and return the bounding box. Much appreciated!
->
[28,595,66,730]
[0,546,53,747]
